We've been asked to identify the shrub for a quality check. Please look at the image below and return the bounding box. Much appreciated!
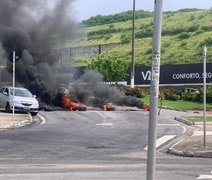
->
[135,31,143,39]
[181,89,195,101]
[177,32,191,39]
[120,36,130,44]
[188,25,200,32]
[133,87,148,98]
[120,34,126,39]
[199,37,212,47]
[180,42,187,47]
[162,27,187,36]
[207,85,212,103]
[195,29,204,35]
[164,93,180,101]
[104,34,112,40]
[202,26,212,32]
[109,24,114,29]
[122,87,148,98]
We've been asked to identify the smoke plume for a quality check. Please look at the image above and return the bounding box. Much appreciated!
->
[0,0,79,103]
[0,0,144,109]
[70,70,144,108]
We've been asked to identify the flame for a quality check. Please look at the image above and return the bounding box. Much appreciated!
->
[140,104,149,111]
[61,96,87,111]
[102,103,115,111]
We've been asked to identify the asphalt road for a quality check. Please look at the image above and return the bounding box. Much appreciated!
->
[0,109,211,180]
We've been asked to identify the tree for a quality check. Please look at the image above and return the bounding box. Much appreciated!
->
[88,55,128,83]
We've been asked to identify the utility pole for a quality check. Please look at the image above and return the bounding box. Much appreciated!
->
[12,51,16,120]
[130,0,135,88]
[146,1,163,180]
[203,45,207,147]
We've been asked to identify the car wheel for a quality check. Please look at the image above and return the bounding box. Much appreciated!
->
[5,102,12,113]
[31,112,38,116]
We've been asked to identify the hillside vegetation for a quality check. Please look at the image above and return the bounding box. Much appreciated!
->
[69,8,212,66]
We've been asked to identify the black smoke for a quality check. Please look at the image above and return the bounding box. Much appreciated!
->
[0,0,144,109]
[70,70,144,108]
[0,0,80,103]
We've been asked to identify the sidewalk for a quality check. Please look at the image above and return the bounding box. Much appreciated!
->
[167,110,212,158]
[0,110,32,129]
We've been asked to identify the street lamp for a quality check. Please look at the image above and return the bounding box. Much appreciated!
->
[146,0,163,180]
[130,0,135,88]
[203,45,207,147]
[12,51,16,120]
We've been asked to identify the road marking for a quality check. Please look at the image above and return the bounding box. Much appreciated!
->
[144,135,176,150]
[95,112,107,120]
[37,114,46,125]
[193,131,212,136]
[96,123,114,126]
[197,175,212,179]
[197,171,212,179]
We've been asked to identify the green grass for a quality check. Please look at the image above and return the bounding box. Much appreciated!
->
[140,96,212,111]
[185,116,212,122]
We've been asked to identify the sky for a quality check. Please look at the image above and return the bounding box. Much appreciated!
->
[73,0,212,21]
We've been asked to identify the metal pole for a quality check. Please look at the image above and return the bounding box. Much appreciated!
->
[130,0,135,88]
[146,1,163,180]
[12,51,15,120]
[203,45,207,147]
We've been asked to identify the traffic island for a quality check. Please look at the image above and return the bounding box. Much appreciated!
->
[0,112,33,129]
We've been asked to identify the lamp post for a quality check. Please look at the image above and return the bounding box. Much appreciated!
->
[130,0,135,88]
[146,0,163,180]
[203,45,207,147]
[12,51,16,120]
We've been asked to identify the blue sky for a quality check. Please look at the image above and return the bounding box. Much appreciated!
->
[74,0,212,21]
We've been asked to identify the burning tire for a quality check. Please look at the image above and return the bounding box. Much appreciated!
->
[61,96,87,111]
[79,107,87,111]
[102,103,115,111]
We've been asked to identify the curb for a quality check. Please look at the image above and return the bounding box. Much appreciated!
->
[36,114,47,125]
[167,147,212,158]
[7,113,34,129]
[167,120,212,158]
[174,116,194,126]
[7,113,47,129]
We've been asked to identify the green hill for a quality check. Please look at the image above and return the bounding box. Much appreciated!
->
[66,8,212,66]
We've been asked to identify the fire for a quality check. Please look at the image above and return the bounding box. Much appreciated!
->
[140,104,150,111]
[61,96,87,111]
[102,103,115,111]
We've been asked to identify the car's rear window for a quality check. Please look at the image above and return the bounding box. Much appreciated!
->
[10,88,33,97]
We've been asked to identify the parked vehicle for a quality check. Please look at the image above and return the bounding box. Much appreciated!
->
[175,88,200,95]
[0,86,39,116]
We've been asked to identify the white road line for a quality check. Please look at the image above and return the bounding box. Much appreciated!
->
[182,126,186,134]
[197,175,212,179]
[96,123,114,126]
[144,135,176,151]
[37,114,46,125]
[193,131,212,136]
[95,112,107,120]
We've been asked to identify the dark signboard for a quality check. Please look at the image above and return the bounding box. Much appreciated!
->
[127,63,212,85]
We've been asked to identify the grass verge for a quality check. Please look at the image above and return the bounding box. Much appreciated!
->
[140,97,212,111]
[185,116,212,122]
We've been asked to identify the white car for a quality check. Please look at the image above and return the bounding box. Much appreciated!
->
[0,86,39,116]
